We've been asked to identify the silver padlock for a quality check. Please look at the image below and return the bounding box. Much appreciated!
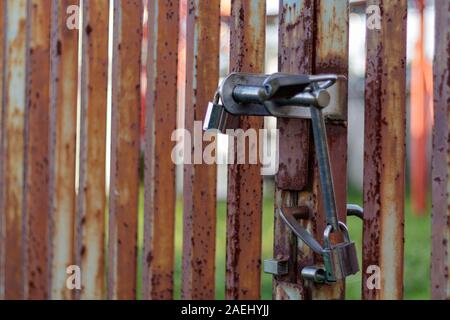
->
[322,222,359,282]
[203,92,239,133]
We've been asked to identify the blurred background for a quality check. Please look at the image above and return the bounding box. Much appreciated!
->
[136,0,435,299]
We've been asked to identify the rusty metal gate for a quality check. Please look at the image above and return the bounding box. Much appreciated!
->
[0,0,448,300]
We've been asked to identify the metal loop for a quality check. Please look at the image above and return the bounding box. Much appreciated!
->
[278,207,324,254]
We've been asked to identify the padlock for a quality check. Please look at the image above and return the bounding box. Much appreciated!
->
[203,91,239,133]
[322,222,359,282]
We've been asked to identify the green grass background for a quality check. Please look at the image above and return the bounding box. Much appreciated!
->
[137,184,431,300]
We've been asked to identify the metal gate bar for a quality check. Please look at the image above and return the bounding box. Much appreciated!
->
[431,0,450,301]
[362,0,407,300]
[225,0,265,300]
[273,0,348,300]
[0,0,7,300]
[182,0,220,300]
[143,0,179,300]
[108,0,143,300]
[274,0,314,300]
[312,0,349,299]
[25,0,52,300]
[77,0,109,300]
[1,0,28,300]
[49,0,79,300]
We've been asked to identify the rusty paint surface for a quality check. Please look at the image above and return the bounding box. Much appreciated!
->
[182,0,220,300]
[274,0,348,300]
[48,0,79,300]
[275,0,312,192]
[2,0,28,300]
[108,0,142,300]
[25,0,52,300]
[0,0,5,300]
[225,0,265,300]
[431,0,450,300]
[363,0,407,300]
[143,0,179,300]
[77,0,109,300]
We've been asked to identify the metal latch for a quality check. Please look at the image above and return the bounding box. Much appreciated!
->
[204,73,346,133]
[204,72,361,284]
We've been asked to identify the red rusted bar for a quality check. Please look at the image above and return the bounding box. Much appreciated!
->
[2,0,28,300]
[274,0,314,300]
[182,0,220,300]
[363,0,407,300]
[108,0,142,300]
[274,0,348,300]
[142,0,179,300]
[25,0,52,300]
[431,0,450,300]
[225,0,265,300]
[48,0,79,300]
[0,0,5,300]
[77,0,109,300]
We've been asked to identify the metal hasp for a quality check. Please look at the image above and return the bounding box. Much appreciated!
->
[204,73,360,284]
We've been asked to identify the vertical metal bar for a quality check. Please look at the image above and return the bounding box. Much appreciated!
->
[182,0,220,300]
[2,0,28,300]
[225,0,265,300]
[49,0,79,300]
[77,0,109,300]
[24,0,52,300]
[143,0,179,300]
[108,0,142,300]
[431,0,450,301]
[0,0,6,300]
[310,106,339,231]
[274,0,348,300]
[312,0,348,300]
[274,0,314,301]
[363,0,407,300]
